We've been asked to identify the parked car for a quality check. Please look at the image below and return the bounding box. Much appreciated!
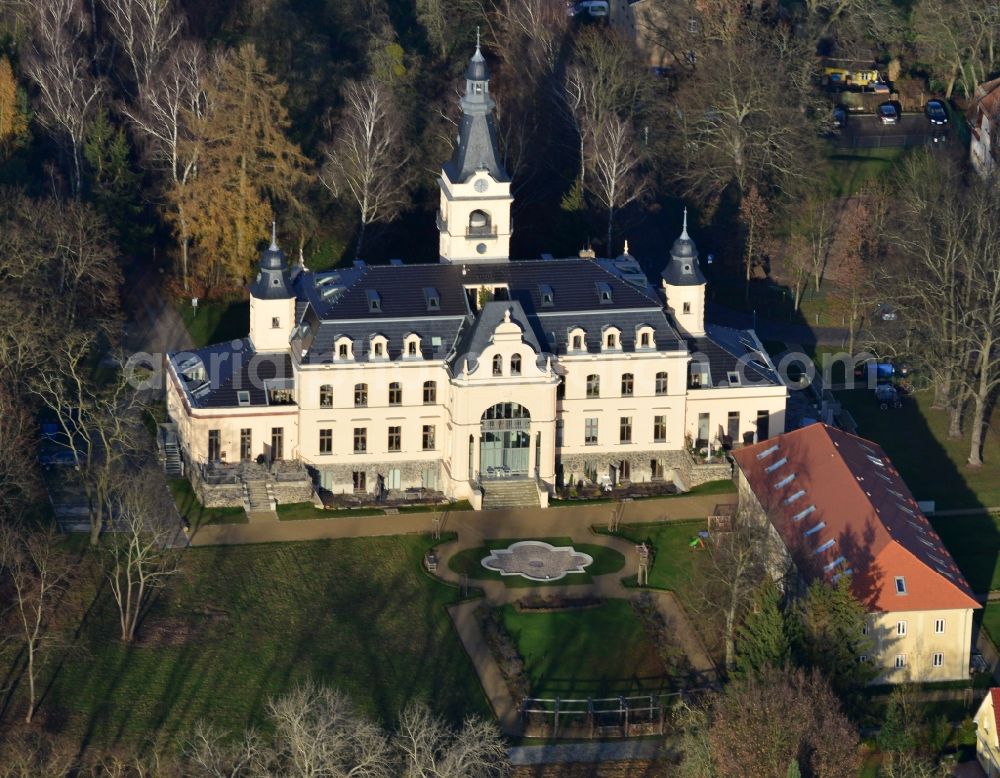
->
[832,106,847,128]
[874,302,897,321]
[877,102,899,125]
[569,0,609,17]
[925,99,949,126]
[875,383,903,409]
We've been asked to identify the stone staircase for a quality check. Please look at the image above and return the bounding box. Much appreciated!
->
[242,479,275,514]
[481,478,541,510]
[158,423,183,477]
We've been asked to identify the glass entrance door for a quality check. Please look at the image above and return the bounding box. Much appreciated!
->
[480,402,531,478]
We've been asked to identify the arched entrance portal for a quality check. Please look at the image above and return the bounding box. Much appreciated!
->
[480,402,530,478]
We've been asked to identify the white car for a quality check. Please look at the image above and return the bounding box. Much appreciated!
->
[570,0,609,17]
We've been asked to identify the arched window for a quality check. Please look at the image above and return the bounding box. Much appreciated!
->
[492,354,503,376]
[319,384,333,408]
[655,372,668,396]
[510,354,522,376]
[423,380,437,404]
[572,335,583,350]
[374,342,383,357]
[586,374,600,398]
[621,373,634,397]
[606,332,617,349]
[338,343,348,358]
[640,332,651,348]
[408,341,417,356]
[388,382,402,405]
[354,383,368,408]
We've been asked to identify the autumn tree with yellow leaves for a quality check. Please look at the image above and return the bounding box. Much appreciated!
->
[0,57,27,159]
[180,44,307,294]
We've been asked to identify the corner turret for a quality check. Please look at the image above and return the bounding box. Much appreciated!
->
[661,209,706,337]
[249,225,296,352]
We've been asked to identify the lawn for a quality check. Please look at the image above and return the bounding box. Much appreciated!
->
[983,602,1000,645]
[179,299,250,348]
[277,501,384,520]
[448,537,625,587]
[37,535,488,749]
[169,478,247,526]
[550,479,735,507]
[601,519,707,591]
[836,388,1000,510]
[500,600,669,698]
[823,146,905,198]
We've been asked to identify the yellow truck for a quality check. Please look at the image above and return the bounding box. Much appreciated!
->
[822,64,888,91]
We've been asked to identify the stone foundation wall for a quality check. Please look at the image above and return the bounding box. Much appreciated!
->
[560,450,692,488]
[685,460,733,487]
[560,449,733,493]
[313,460,441,495]
[273,481,314,504]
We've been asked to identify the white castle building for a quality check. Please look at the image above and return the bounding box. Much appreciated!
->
[165,44,788,510]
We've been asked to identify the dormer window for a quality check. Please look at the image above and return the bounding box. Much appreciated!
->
[366,290,381,312]
[573,335,582,350]
[641,332,650,347]
[370,335,388,360]
[423,287,440,311]
[636,326,655,350]
[689,362,710,388]
[404,334,421,358]
[336,337,353,361]
[603,328,621,351]
[596,282,613,304]
[539,284,554,307]
[568,327,586,353]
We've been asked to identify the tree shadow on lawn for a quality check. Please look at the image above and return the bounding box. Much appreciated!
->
[836,388,1000,651]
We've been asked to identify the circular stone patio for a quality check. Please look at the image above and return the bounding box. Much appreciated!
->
[480,540,594,581]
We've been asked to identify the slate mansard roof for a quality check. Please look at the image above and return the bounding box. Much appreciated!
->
[292,258,686,365]
[169,338,294,410]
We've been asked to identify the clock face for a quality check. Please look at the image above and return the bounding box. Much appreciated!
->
[474,178,489,193]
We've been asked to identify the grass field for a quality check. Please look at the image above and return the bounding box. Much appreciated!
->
[35,535,487,749]
[982,603,1000,645]
[169,478,247,526]
[179,300,249,348]
[823,147,905,198]
[447,537,625,587]
[836,389,1000,510]
[500,600,669,698]
[276,502,383,520]
[601,519,707,591]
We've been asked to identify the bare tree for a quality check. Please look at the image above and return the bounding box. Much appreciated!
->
[0,524,72,724]
[669,10,817,204]
[105,468,180,642]
[587,115,648,251]
[264,681,394,778]
[124,40,205,290]
[690,498,786,672]
[100,0,182,99]
[395,701,509,778]
[182,721,262,778]
[24,0,102,196]
[737,184,773,301]
[961,194,1000,467]
[30,333,148,545]
[321,79,412,261]
[912,0,1000,100]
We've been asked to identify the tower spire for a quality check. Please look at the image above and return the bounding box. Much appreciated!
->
[270,220,278,251]
[476,25,480,53]
[681,208,689,240]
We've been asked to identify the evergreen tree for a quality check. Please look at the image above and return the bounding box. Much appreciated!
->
[84,110,149,252]
[792,576,876,707]
[734,577,791,677]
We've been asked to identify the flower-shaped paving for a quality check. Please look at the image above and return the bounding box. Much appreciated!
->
[480,541,594,582]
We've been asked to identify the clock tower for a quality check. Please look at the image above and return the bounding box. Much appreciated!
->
[438,40,513,265]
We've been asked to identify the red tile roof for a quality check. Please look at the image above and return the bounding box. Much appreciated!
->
[732,423,979,614]
[971,78,1000,129]
[992,688,1000,726]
